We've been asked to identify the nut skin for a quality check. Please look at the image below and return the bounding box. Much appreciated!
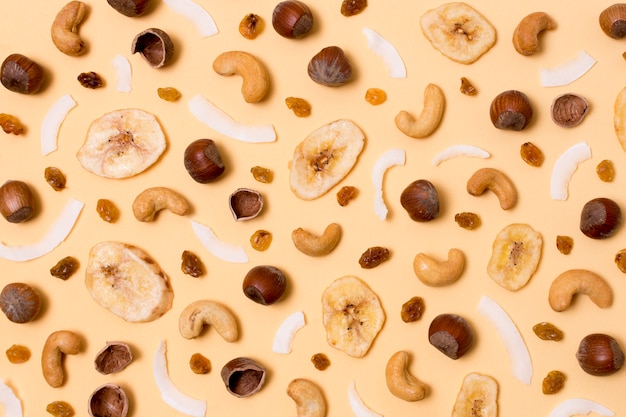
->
[489,90,533,131]
[0,283,41,323]
[242,265,287,305]
[1,54,45,94]
[0,180,35,223]
[107,0,153,17]
[220,357,267,397]
[272,0,314,39]
[229,188,263,221]
[428,313,474,360]
[551,93,589,128]
[94,341,133,375]
[400,179,439,222]
[131,28,174,69]
[184,139,225,183]
[576,333,625,376]
[307,46,353,87]
[600,4,626,39]
[580,197,622,239]
[88,383,129,417]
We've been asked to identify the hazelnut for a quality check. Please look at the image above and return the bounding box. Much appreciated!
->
[307,46,353,87]
[229,188,263,221]
[220,357,266,397]
[107,0,153,17]
[600,4,626,39]
[580,197,622,239]
[1,53,45,94]
[88,383,129,417]
[0,283,41,323]
[272,0,314,39]
[94,341,133,375]
[0,180,34,223]
[576,333,624,376]
[183,139,225,183]
[489,90,533,131]
[242,265,287,305]
[400,179,439,222]
[551,93,589,128]
[428,313,474,359]
[131,28,174,69]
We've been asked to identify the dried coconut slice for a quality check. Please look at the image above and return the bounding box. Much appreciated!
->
[188,94,276,143]
[163,0,218,38]
[348,380,383,417]
[0,198,84,262]
[0,380,22,417]
[363,28,406,78]
[272,311,306,354]
[154,340,207,417]
[372,148,405,220]
[477,295,532,385]
[540,51,596,87]
[41,94,76,155]
[190,220,248,263]
[550,141,591,200]
[548,398,614,417]
[112,54,131,93]
[432,144,490,166]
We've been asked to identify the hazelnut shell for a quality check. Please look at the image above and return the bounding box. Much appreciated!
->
[0,180,34,223]
[94,341,133,375]
[400,179,440,222]
[551,93,589,128]
[131,28,174,68]
[88,383,129,417]
[229,188,263,221]
[307,46,353,87]
[272,0,314,39]
[107,0,153,17]
[242,265,287,305]
[428,313,474,359]
[220,357,266,397]
[599,4,626,39]
[489,90,533,131]
[580,197,622,239]
[1,53,45,94]
[576,333,625,376]
[0,282,41,323]
[183,139,225,183]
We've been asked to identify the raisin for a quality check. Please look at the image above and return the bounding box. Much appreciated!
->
[520,142,544,167]
[542,370,566,394]
[341,0,367,16]
[615,249,626,273]
[336,186,357,206]
[46,401,75,417]
[454,212,480,230]
[459,77,477,96]
[0,113,24,135]
[556,235,573,255]
[6,344,30,363]
[250,166,273,183]
[364,88,386,105]
[311,353,330,370]
[250,230,272,251]
[44,167,66,191]
[77,71,103,89]
[189,353,211,374]
[532,322,564,341]
[401,296,424,323]
[181,250,203,277]
[358,246,390,269]
[50,256,79,280]
[596,159,615,182]
[239,13,262,39]
[285,97,311,117]
[157,87,181,102]
[96,199,118,223]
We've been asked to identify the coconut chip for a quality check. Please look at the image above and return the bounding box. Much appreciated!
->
[363,28,406,78]
[0,380,22,417]
[348,380,383,417]
[372,148,405,221]
[163,0,218,38]
[112,54,132,93]
[190,220,248,263]
[272,311,306,354]
[550,141,591,201]
[41,94,76,156]
[477,295,532,385]
[188,94,276,143]
[432,144,490,166]
[548,398,614,417]
[540,51,596,87]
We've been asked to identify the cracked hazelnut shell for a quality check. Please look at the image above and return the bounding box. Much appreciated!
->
[131,28,174,68]
[221,357,266,397]
[94,342,133,374]
[489,90,533,131]
[88,383,129,417]
[229,188,263,221]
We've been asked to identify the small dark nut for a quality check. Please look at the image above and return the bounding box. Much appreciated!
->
[94,341,133,374]
[576,333,624,376]
[229,188,263,221]
[600,4,626,39]
[184,139,225,183]
[88,383,129,417]
[400,296,424,323]
[400,179,439,222]
[131,28,174,69]
[0,283,41,323]
[0,180,35,223]
[358,246,390,269]
[307,46,352,87]
[220,357,266,397]
[272,0,314,39]
[107,0,153,17]
[551,93,589,128]
[428,313,474,359]
[50,256,79,280]
[242,265,287,305]
[489,90,533,131]
[1,54,45,94]
[580,197,622,239]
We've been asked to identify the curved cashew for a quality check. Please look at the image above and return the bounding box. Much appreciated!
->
[512,12,556,56]
[132,187,190,222]
[394,83,445,138]
[466,167,517,210]
[413,248,465,287]
[292,223,341,256]
[385,351,428,401]
[41,330,81,388]
[548,269,613,312]
[51,1,87,56]
[287,378,327,417]
[179,300,238,342]
[213,51,270,103]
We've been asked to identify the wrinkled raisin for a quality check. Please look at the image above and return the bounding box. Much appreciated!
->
[0,113,24,135]
[454,212,480,230]
[615,249,626,273]
[359,246,390,269]
[532,322,564,341]
[542,370,566,394]
[341,0,367,16]
[189,353,211,374]
[46,401,75,417]
[401,296,424,323]
[157,87,181,102]
[311,353,330,370]
[285,97,311,117]
[250,230,272,251]
[365,88,386,105]
[44,167,66,191]
[239,13,262,39]
[520,142,544,167]
[556,235,573,255]
[337,186,357,206]
[181,250,203,277]
[6,344,30,363]
[596,159,615,182]
[77,72,103,89]
[460,77,477,96]
[50,256,79,280]
[251,166,273,183]
[96,199,118,223]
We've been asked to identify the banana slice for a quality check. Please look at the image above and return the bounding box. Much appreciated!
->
[487,223,542,291]
[289,119,365,200]
[77,109,166,179]
[322,276,385,358]
[420,2,496,64]
[452,373,498,417]
[85,241,174,322]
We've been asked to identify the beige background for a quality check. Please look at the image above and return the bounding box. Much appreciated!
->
[1,0,626,415]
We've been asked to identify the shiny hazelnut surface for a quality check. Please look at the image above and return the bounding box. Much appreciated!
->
[400,179,440,222]
[272,0,314,39]
[131,28,174,68]
[576,333,625,376]
[0,283,41,323]
[184,139,225,183]
[1,54,45,94]
[580,197,622,239]
[600,4,626,39]
[0,180,35,223]
[307,46,353,87]
[242,265,287,305]
[428,313,474,360]
[489,90,533,131]
[221,357,267,397]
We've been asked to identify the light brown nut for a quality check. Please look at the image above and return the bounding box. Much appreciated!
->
[466,167,517,210]
[413,248,465,287]
[132,187,190,222]
[213,51,270,103]
[178,300,238,342]
[286,378,327,417]
[512,12,556,56]
[385,351,428,401]
[292,223,341,256]
[548,269,613,312]
[51,1,88,56]
[41,330,81,388]
[394,83,445,138]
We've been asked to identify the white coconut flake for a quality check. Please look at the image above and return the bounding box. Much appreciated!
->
[190,220,248,263]
[41,94,76,156]
[363,28,406,78]
[348,380,383,417]
[550,141,591,200]
[372,148,405,221]
[548,398,614,417]
[0,198,84,262]
[272,311,306,354]
[540,51,596,87]
[163,0,218,38]
[112,54,132,93]
[188,94,276,143]
[477,295,532,385]
[154,340,207,417]
[432,144,490,166]
[0,380,23,417]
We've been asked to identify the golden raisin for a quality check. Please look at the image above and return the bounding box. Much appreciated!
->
[181,250,203,277]
[556,235,573,255]
[239,13,262,39]
[596,159,615,182]
[532,322,564,341]
[50,256,79,280]
[341,0,367,16]
[454,212,480,230]
[44,167,66,191]
[542,370,566,394]
[77,71,103,89]
[46,400,75,417]
[311,353,330,370]
[336,186,357,206]
[401,296,425,323]
[615,249,626,273]
[96,199,118,223]
[285,97,311,117]
[157,87,181,102]
[520,142,544,167]
[189,353,211,374]
[0,113,24,135]
[359,246,390,269]
[364,88,387,105]
[250,230,272,251]
[459,77,477,96]
[6,344,30,363]
[250,166,273,183]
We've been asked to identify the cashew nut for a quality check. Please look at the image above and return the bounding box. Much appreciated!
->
[292,223,341,256]
[385,351,428,401]
[413,248,465,287]
[178,300,238,342]
[548,269,613,312]
[512,12,556,56]
[132,187,190,222]
[41,330,81,388]
[394,83,445,138]
[466,167,517,210]
[51,1,87,56]
[213,51,270,103]
[287,378,327,417]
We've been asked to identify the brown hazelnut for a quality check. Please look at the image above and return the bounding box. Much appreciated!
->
[131,28,174,69]
[88,383,129,417]
[184,139,225,183]
[307,46,353,87]
[576,333,624,376]
[580,197,622,239]
[0,180,34,223]
[107,0,153,17]
[242,265,287,305]
[600,4,626,39]
[551,93,589,128]
[0,282,41,323]
[428,313,474,359]
[400,179,439,222]
[94,342,133,375]
[489,90,533,131]
[272,0,314,39]
[1,53,45,94]
[229,188,263,221]
[220,357,266,397]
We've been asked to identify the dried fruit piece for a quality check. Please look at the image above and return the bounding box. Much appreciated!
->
[556,235,573,255]
[47,400,75,417]
[365,88,386,105]
[44,167,66,191]
[189,353,211,374]
[452,373,498,417]
[542,370,566,394]
[77,71,103,89]
[400,296,424,323]
[0,283,41,323]
[337,185,357,206]
[181,250,203,277]
[285,97,311,117]
[358,246,390,269]
[0,113,24,134]
[341,0,367,16]
[250,166,273,183]
[532,322,564,341]
[250,230,272,251]
[157,87,181,102]
[6,344,30,363]
[520,142,544,167]
[239,13,262,39]
[596,159,615,182]
[615,249,626,273]
[96,198,118,223]
[459,77,477,95]
[311,353,330,370]
[50,256,79,280]
[454,212,480,230]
